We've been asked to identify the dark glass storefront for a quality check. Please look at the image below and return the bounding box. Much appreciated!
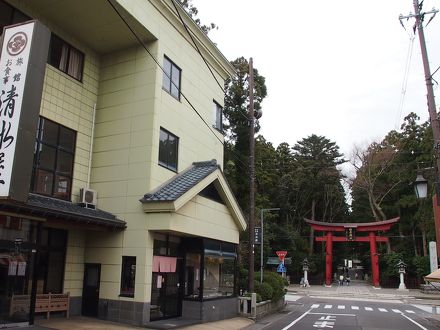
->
[0,215,67,327]
[0,216,38,327]
[150,234,237,321]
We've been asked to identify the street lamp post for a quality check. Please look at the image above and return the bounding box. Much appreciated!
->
[260,208,280,283]
[414,172,440,256]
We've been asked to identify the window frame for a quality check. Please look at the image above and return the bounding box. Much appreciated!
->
[158,127,179,172]
[162,56,181,100]
[120,256,136,298]
[0,1,30,37]
[213,100,223,132]
[31,117,76,201]
[48,33,85,82]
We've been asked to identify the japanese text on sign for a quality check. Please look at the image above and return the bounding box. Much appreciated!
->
[0,22,35,195]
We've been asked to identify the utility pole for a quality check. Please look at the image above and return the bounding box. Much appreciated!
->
[400,1,440,254]
[248,57,255,292]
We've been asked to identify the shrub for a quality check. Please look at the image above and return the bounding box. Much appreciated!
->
[254,281,273,302]
[255,271,286,302]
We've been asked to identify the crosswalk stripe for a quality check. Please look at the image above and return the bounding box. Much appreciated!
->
[365,307,373,311]
[351,306,359,310]
[392,309,402,313]
[337,305,345,309]
[324,305,332,309]
[378,308,387,312]
[406,310,415,314]
[311,304,319,309]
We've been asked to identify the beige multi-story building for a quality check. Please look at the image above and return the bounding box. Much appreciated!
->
[0,0,246,327]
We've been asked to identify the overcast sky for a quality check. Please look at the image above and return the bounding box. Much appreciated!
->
[192,0,440,162]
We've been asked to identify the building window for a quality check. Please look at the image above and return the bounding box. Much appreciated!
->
[36,228,68,294]
[159,128,178,172]
[120,256,136,297]
[48,34,84,81]
[0,1,30,37]
[203,240,236,299]
[162,56,181,100]
[213,101,223,131]
[31,117,76,200]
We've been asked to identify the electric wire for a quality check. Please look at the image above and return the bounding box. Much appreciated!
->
[167,0,252,123]
[106,0,225,146]
[395,35,415,130]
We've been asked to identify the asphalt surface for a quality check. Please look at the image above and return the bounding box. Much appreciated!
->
[245,293,440,329]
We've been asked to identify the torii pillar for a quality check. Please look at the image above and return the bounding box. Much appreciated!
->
[325,232,333,286]
[369,232,380,288]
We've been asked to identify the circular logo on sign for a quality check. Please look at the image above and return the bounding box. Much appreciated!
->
[7,32,28,56]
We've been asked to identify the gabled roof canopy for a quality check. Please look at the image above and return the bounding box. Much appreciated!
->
[140,160,246,231]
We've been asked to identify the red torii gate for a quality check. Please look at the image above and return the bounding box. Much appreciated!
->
[305,217,399,287]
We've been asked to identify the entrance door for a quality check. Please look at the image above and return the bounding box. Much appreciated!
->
[150,259,183,320]
[82,263,101,317]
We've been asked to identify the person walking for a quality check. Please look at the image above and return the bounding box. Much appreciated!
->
[339,274,344,286]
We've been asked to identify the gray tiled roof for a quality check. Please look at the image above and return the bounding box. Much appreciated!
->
[140,160,220,203]
[26,193,126,229]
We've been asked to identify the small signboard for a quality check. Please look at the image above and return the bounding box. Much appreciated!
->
[254,227,261,244]
[277,263,286,273]
[276,251,287,262]
[267,257,292,265]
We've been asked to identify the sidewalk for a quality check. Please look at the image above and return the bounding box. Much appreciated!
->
[31,316,254,330]
[28,283,440,330]
[288,280,440,304]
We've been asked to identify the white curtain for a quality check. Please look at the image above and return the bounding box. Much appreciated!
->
[59,44,68,72]
[67,47,82,80]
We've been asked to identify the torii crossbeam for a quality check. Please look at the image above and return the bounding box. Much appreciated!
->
[305,217,399,287]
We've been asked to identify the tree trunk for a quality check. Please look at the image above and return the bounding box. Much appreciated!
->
[368,194,379,221]
[412,227,419,257]
[309,199,316,255]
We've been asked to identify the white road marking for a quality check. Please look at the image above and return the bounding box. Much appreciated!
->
[378,308,387,312]
[400,313,428,330]
[392,309,402,313]
[281,308,313,330]
[365,307,373,311]
[412,304,438,313]
[337,305,345,309]
[311,304,320,309]
[309,312,356,316]
[285,294,302,302]
[324,305,332,309]
[351,306,359,310]
[406,310,415,314]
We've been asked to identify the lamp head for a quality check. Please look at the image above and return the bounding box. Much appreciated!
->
[414,173,428,199]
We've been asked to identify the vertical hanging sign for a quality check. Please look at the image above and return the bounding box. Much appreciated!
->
[0,21,50,201]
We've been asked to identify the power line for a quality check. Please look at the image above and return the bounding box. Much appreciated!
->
[395,35,415,129]
[168,0,251,123]
[106,0,225,145]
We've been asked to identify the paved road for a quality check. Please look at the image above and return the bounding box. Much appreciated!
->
[247,294,440,329]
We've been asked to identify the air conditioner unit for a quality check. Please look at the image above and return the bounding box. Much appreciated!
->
[79,188,97,209]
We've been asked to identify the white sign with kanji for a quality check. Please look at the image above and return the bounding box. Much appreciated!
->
[0,22,35,196]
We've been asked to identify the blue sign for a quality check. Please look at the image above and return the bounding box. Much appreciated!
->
[277,263,286,273]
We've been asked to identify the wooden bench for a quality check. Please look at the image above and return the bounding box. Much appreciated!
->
[10,292,70,319]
